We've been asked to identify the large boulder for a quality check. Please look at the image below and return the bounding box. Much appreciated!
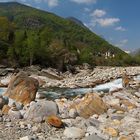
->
[71,93,107,119]
[24,100,59,122]
[4,72,39,105]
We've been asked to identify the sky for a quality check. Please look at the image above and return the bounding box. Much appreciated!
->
[1,0,140,51]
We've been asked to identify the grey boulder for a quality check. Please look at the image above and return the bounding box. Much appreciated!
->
[24,100,58,122]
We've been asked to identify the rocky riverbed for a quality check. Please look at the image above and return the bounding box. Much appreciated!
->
[0,85,140,139]
[0,66,140,140]
[0,65,140,88]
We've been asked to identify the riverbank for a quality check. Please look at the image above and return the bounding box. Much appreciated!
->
[0,67,139,139]
[0,82,140,139]
[0,66,140,89]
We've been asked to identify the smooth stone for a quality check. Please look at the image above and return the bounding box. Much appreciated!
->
[45,115,63,128]
[4,72,39,105]
[104,127,118,137]
[134,92,140,98]
[64,127,85,139]
[69,108,78,118]
[73,93,107,119]
[86,118,100,128]
[20,136,36,140]
[0,95,8,109]
[87,133,104,140]
[8,109,22,120]
[108,99,120,106]
[27,124,32,129]
[135,129,140,139]
[24,100,58,123]
[119,135,133,140]
[2,105,11,115]
[87,126,101,135]
[0,117,3,122]
[111,114,125,120]
[32,126,39,132]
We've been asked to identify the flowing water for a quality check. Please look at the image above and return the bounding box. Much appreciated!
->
[37,78,123,99]
[0,75,140,99]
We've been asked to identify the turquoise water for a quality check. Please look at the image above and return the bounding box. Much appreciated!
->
[0,88,6,95]
[38,78,123,99]
[1,75,140,99]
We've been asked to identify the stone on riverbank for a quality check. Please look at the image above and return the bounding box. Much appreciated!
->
[45,115,63,128]
[0,95,8,109]
[4,72,39,105]
[72,93,107,119]
[24,100,58,123]
[63,127,85,139]
[2,105,11,114]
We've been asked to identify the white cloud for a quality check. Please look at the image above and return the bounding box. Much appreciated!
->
[91,9,106,17]
[34,0,58,7]
[87,9,121,28]
[0,0,59,7]
[96,18,120,27]
[116,39,128,47]
[115,26,126,31]
[47,0,58,7]
[84,7,91,12]
[71,0,96,4]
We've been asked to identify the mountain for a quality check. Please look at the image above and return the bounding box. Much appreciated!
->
[66,17,87,28]
[0,2,130,69]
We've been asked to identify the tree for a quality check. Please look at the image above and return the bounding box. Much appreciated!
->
[7,30,28,66]
[0,17,14,41]
[27,31,40,66]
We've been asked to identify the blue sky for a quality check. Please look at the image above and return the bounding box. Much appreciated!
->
[1,0,140,51]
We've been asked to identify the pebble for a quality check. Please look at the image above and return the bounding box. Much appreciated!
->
[69,108,77,118]
[63,127,85,139]
[104,127,118,137]
[87,134,104,140]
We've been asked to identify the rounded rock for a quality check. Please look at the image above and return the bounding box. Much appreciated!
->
[64,127,85,139]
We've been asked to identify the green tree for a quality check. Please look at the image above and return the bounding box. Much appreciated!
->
[27,31,40,66]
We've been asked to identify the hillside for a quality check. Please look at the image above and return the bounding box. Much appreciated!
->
[0,2,131,70]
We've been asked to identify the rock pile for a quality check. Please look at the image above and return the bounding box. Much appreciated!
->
[0,66,140,89]
[0,68,140,139]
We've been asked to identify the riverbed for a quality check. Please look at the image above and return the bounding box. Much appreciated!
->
[1,75,140,99]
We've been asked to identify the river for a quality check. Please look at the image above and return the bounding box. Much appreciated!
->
[0,75,140,99]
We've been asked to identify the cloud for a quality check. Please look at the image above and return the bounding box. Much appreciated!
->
[116,39,128,47]
[96,18,120,27]
[87,9,120,28]
[71,0,96,4]
[0,0,59,7]
[115,26,126,31]
[91,9,106,17]
[46,0,58,7]
[34,0,58,7]
[84,7,91,12]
